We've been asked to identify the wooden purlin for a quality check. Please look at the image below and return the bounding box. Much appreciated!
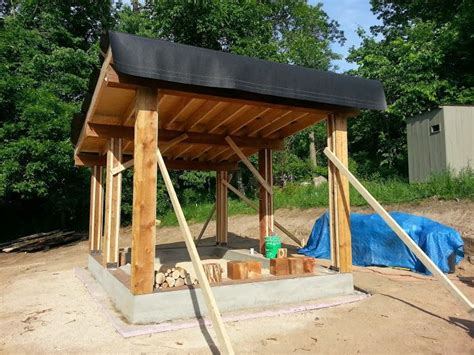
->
[130,87,158,295]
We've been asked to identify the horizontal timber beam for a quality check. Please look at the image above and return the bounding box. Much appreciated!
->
[85,123,284,150]
[76,153,237,171]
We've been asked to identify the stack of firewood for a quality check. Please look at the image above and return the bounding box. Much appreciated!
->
[154,267,197,289]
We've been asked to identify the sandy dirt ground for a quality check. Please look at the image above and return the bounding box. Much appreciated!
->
[0,199,473,354]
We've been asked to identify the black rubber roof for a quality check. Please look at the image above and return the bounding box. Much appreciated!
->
[103,31,387,111]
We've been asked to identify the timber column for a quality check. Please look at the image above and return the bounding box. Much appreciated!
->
[216,171,228,245]
[103,138,122,266]
[258,149,274,254]
[131,87,158,295]
[89,165,104,253]
[327,113,352,272]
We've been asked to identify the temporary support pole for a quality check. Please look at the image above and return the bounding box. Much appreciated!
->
[222,180,303,247]
[89,165,104,252]
[324,147,474,313]
[327,115,339,269]
[216,171,229,245]
[156,149,235,355]
[225,136,273,195]
[195,204,216,245]
[131,87,158,295]
[327,114,351,272]
[258,149,274,253]
[102,138,122,266]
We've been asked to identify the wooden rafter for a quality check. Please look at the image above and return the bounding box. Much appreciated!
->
[75,48,113,155]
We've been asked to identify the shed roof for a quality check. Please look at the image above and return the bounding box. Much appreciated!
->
[73,31,386,170]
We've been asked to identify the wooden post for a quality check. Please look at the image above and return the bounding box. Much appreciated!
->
[216,171,228,245]
[327,113,351,272]
[89,165,104,252]
[102,138,122,266]
[131,87,158,295]
[258,149,273,254]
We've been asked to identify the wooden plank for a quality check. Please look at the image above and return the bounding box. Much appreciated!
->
[333,115,351,273]
[225,136,273,195]
[160,89,331,115]
[324,147,474,313]
[131,87,158,295]
[195,204,216,245]
[222,180,302,246]
[102,138,122,266]
[225,106,271,135]
[260,112,309,138]
[159,133,189,154]
[183,100,226,131]
[75,153,106,167]
[156,149,234,354]
[327,115,339,270]
[75,48,113,155]
[207,104,251,133]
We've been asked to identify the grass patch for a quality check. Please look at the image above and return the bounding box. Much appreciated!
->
[158,170,474,227]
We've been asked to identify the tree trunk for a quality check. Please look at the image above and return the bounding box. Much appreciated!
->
[309,131,317,168]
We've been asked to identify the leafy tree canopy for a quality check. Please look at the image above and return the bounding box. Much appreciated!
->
[347,0,473,178]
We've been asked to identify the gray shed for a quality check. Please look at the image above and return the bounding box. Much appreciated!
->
[407,105,474,182]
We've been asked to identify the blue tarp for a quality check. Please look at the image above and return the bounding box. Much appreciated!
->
[298,212,464,274]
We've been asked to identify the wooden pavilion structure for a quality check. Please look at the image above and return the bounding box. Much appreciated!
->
[73,32,386,297]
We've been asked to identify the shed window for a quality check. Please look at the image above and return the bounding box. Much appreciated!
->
[430,124,441,134]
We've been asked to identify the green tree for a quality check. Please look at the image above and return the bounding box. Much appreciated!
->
[0,1,113,238]
[347,0,473,178]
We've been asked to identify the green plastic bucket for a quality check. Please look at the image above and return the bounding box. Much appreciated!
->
[265,235,281,259]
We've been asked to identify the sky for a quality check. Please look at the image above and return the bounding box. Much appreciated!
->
[316,0,381,72]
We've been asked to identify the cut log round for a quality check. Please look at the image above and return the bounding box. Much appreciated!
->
[172,270,180,279]
[161,281,169,289]
[166,277,176,287]
[175,278,185,287]
[155,272,165,285]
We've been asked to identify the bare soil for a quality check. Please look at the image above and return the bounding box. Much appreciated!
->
[0,199,473,354]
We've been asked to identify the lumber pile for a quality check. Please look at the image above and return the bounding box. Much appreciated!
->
[0,230,80,253]
[227,260,262,280]
[155,267,197,289]
[270,256,316,276]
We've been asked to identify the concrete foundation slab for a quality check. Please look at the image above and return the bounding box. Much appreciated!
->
[87,247,356,324]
